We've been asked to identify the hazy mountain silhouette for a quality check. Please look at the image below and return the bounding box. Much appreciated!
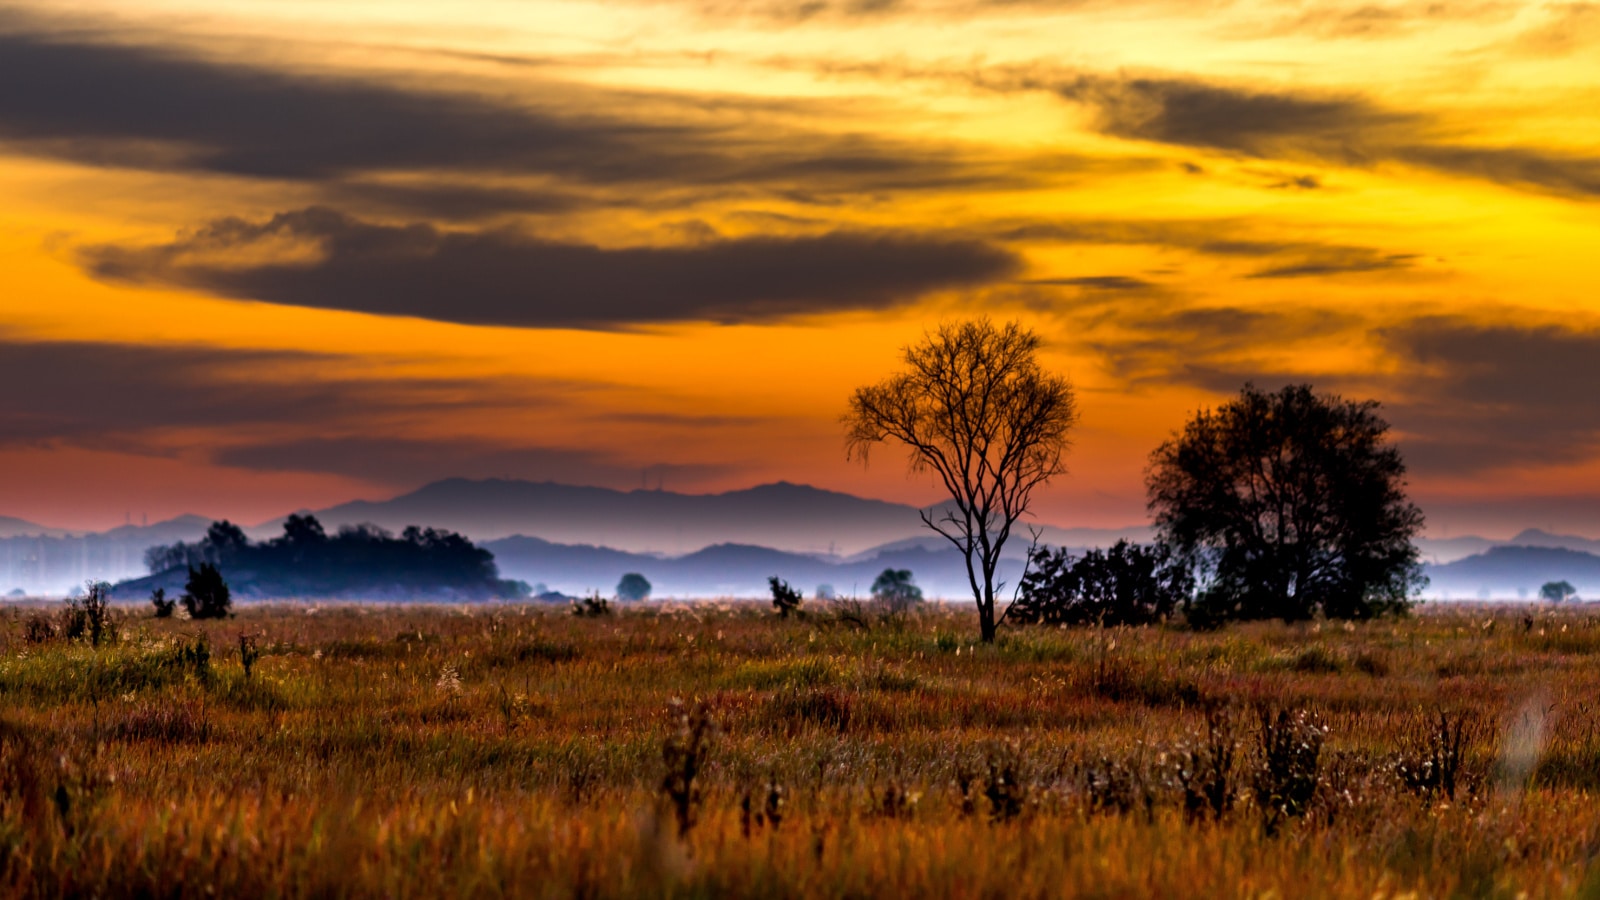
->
[0,515,212,596]
[483,534,1029,599]
[1504,529,1600,556]
[304,477,1155,556]
[5,477,1598,599]
[311,478,960,554]
[1424,546,1600,599]
[0,516,69,539]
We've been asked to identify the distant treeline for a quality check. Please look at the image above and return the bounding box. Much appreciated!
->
[136,515,528,600]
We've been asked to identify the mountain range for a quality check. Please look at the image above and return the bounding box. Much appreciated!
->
[0,477,1596,599]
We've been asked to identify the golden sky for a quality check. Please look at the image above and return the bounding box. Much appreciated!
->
[2,0,1598,536]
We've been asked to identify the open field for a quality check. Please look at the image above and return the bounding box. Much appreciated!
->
[5,600,1600,897]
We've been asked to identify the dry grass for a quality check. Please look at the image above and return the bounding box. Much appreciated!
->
[3,600,1600,897]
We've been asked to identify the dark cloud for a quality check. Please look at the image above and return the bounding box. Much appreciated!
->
[79,207,1019,328]
[995,216,1422,279]
[0,337,681,486]
[1056,75,1412,162]
[1379,318,1600,474]
[1022,275,1154,291]
[0,27,1031,215]
[1110,316,1600,477]
[0,338,560,451]
[1247,249,1419,279]
[326,181,586,220]
[1054,74,1600,200]
[214,437,736,488]
[1082,305,1358,385]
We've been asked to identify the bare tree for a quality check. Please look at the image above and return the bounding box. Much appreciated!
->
[844,319,1078,642]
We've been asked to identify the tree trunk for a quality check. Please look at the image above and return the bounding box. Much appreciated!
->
[978,594,997,643]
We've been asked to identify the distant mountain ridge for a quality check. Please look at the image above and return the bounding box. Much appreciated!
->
[0,516,69,539]
[484,534,1028,600]
[3,476,1599,598]
[305,478,1134,556]
[1424,546,1600,600]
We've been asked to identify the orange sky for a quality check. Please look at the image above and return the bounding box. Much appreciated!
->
[2,0,1599,537]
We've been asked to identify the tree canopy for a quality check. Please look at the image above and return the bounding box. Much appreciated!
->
[845,319,1078,641]
[616,573,652,601]
[1146,383,1425,624]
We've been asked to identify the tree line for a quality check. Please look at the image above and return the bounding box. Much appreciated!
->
[141,515,525,600]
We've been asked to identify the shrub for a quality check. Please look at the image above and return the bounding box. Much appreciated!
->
[616,573,651,602]
[984,744,1027,822]
[22,615,56,644]
[60,581,116,647]
[1178,707,1239,822]
[661,699,716,837]
[238,633,261,679]
[571,593,610,618]
[182,563,232,619]
[150,587,175,619]
[769,576,803,619]
[1396,709,1478,801]
[1253,707,1325,834]
[1010,540,1192,627]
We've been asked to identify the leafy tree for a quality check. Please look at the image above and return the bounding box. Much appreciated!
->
[1147,383,1425,625]
[845,319,1079,642]
[182,563,233,619]
[1009,540,1193,627]
[768,576,803,619]
[871,568,923,611]
[616,572,652,602]
[1540,580,1578,603]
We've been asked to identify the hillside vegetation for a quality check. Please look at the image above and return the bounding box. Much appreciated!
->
[4,602,1600,896]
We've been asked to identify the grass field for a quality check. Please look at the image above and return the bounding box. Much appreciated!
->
[5,599,1600,897]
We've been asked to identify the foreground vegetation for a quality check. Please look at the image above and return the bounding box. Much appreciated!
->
[5,600,1600,897]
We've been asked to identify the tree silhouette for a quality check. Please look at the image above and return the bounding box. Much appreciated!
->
[183,563,232,619]
[1147,383,1425,624]
[845,319,1078,642]
[1540,580,1578,603]
[768,576,803,618]
[1010,540,1193,627]
[616,572,652,601]
[870,568,923,611]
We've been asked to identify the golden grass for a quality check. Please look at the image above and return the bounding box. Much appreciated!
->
[4,600,1600,897]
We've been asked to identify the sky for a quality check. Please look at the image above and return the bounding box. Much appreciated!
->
[2,0,1598,537]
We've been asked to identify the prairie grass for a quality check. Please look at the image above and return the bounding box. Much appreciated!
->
[3,601,1600,896]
